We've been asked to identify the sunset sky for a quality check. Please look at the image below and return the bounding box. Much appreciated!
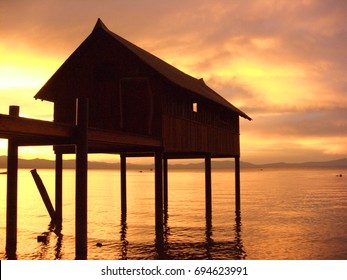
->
[0,0,346,164]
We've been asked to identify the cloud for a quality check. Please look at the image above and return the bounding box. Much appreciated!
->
[243,108,347,138]
[1,0,346,163]
[240,138,346,164]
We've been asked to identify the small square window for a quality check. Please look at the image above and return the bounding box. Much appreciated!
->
[192,102,198,112]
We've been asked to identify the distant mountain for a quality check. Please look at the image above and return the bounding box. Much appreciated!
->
[0,156,346,170]
[0,156,151,170]
[255,158,347,168]
[167,158,347,169]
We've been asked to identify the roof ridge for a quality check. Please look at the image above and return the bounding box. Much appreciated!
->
[93,18,108,32]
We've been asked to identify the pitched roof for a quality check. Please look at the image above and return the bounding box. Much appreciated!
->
[35,19,251,120]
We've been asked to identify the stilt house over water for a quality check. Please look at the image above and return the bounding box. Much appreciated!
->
[35,19,251,156]
[2,19,251,259]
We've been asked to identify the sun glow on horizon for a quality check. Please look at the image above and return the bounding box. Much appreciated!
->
[0,47,60,90]
[0,1,346,164]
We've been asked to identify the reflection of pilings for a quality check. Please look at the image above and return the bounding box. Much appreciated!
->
[233,211,246,259]
[75,98,89,260]
[6,105,19,259]
[120,211,128,260]
[53,224,63,260]
[36,222,63,260]
[120,153,127,259]
[162,156,169,258]
[205,219,213,260]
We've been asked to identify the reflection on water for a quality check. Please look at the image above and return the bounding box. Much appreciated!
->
[2,168,346,259]
[3,169,247,260]
[5,221,64,260]
[155,211,246,260]
[105,207,246,260]
[33,222,63,260]
[33,210,246,260]
[119,211,128,260]
[5,248,17,260]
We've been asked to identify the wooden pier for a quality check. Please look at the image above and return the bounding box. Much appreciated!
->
[1,19,250,259]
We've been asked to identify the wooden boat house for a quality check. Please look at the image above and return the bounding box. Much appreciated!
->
[1,19,251,259]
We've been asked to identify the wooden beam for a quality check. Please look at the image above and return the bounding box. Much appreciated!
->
[164,152,210,159]
[120,152,154,157]
[88,128,160,148]
[0,113,75,145]
[0,114,160,148]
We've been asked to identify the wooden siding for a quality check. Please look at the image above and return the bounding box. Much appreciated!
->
[162,115,240,156]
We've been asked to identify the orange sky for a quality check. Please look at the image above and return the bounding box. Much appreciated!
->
[0,0,346,164]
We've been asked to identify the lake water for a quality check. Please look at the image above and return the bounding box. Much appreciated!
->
[0,166,346,260]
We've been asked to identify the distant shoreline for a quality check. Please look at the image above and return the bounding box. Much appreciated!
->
[0,156,346,170]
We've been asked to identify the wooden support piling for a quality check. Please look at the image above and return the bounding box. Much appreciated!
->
[75,98,89,260]
[154,150,164,237]
[55,152,63,225]
[205,155,212,223]
[30,169,56,222]
[235,156,241,214]
[163,157,168,212]
[120,154,127,215]
[6,106,20,259]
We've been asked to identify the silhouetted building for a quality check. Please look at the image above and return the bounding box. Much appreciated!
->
[1,19,251,259]
[35,19,251,157]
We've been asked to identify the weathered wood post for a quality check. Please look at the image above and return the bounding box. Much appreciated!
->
[75,98,89,260]
[205,155,212,223]
[120,154,127,215]
[6,105,19,259]
[163,157,168,212]
[154,150,164,241]
[55,152,63,225]
[235,156,241,214]
[30,169,56,221]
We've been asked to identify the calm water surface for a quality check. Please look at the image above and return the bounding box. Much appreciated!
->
[0,166,346,259]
